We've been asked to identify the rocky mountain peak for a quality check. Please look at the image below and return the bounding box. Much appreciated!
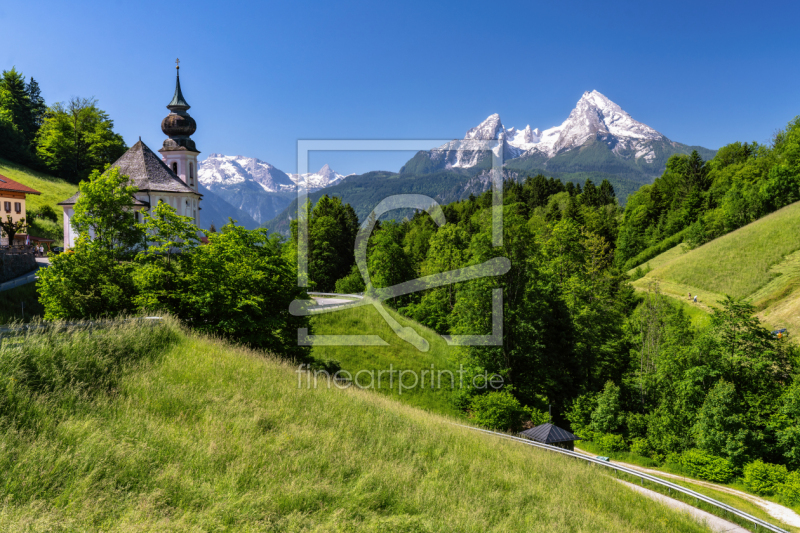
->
[465,113,506,141]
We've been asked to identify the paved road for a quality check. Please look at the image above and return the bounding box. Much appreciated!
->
[311,297,356,307]
[576,447,800,529]
[616,479,750,533]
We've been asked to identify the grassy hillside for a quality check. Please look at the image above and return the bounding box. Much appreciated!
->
[0,318,710,532]
[309,304,463,417]
[0,157,77,243]
[631,200,800,332]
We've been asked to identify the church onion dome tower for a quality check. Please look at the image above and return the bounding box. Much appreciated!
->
[159,59,200,194]
[161,63,197,150]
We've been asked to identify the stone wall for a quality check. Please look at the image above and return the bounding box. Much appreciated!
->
[0,253,37,283]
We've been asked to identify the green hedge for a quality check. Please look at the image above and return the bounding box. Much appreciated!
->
[596,433,628,453]
[778,471,800,504]
[679,449,735,483]
[743,460,788,496]
[623,228,689,272]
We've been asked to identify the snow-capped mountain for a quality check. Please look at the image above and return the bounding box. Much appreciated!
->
[404,90,690,174]
[525,90,663,161]
[288,164,348,191]
[198,154,347,226]
[199,154,296,193]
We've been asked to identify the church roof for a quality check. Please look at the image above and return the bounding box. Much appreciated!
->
[519,423,579,444]
[110,140,197,194]
[57,140,199,205]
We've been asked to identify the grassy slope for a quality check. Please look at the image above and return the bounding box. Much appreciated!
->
[0,157,78,243]
[309,304,463,418]
[631,200,800,332]
[0,326,709,532]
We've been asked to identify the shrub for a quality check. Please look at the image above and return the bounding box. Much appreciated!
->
[524,406,550,427]
[630,437,652,458]
[665,452,682,469]
[334,264,366,294]
[777,471,800,504]
[679,449,735,483]
[469,391,527,432]
[597,433,627,453]
[743,460,788,496]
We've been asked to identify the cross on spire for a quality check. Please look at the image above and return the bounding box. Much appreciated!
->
[175,58,180,70]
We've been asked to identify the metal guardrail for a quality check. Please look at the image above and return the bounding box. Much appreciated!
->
[454,423,788,533]
[0,270,39,292]
[307,292,364,299]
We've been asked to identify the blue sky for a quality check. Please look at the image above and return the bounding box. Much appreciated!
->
[1,0,798,175]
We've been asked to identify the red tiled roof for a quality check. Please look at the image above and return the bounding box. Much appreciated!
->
[0,173,42,195]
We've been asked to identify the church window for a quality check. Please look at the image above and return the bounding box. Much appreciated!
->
[172,162,178,175]
[189,163,194,186]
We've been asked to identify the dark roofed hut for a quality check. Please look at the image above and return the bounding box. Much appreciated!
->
[519,423,579,451]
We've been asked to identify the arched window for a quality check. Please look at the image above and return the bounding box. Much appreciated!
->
[189,163,194,186]
[172,162,178,175]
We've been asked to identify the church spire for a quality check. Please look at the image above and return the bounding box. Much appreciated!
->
[168,58,190,111]
[161,59,198,153]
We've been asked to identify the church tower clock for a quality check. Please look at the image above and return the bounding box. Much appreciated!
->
[159,59,200,194]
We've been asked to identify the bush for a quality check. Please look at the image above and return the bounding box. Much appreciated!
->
[596,433,627,453]
[679,449,735,483]
[743,460,788,496]
[334,264,366,294]
[524,406,550,427]
[630,437,652,458]
[777,471,800,504]
[469,391,527,432]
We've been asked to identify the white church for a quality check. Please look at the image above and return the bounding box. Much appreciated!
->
[59,64,203,247]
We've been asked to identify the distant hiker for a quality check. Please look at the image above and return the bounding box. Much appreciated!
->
[688,292,692,299]
[694,295,698,303]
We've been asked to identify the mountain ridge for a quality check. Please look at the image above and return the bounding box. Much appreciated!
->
[198,154,346,225]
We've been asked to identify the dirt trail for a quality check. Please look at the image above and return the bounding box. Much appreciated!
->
[576,448,800,530]
[615,479,750,533]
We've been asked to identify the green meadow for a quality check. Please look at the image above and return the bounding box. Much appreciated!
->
[0,318,710,532]
[633,200,800,332]
[308,303,464,418]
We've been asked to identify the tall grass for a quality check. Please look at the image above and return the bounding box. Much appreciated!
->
[0,324,709,532]
[0,317,181,431]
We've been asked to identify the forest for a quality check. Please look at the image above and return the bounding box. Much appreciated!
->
[283,114,800,501]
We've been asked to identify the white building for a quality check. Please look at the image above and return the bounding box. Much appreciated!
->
[59,65,203,247]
